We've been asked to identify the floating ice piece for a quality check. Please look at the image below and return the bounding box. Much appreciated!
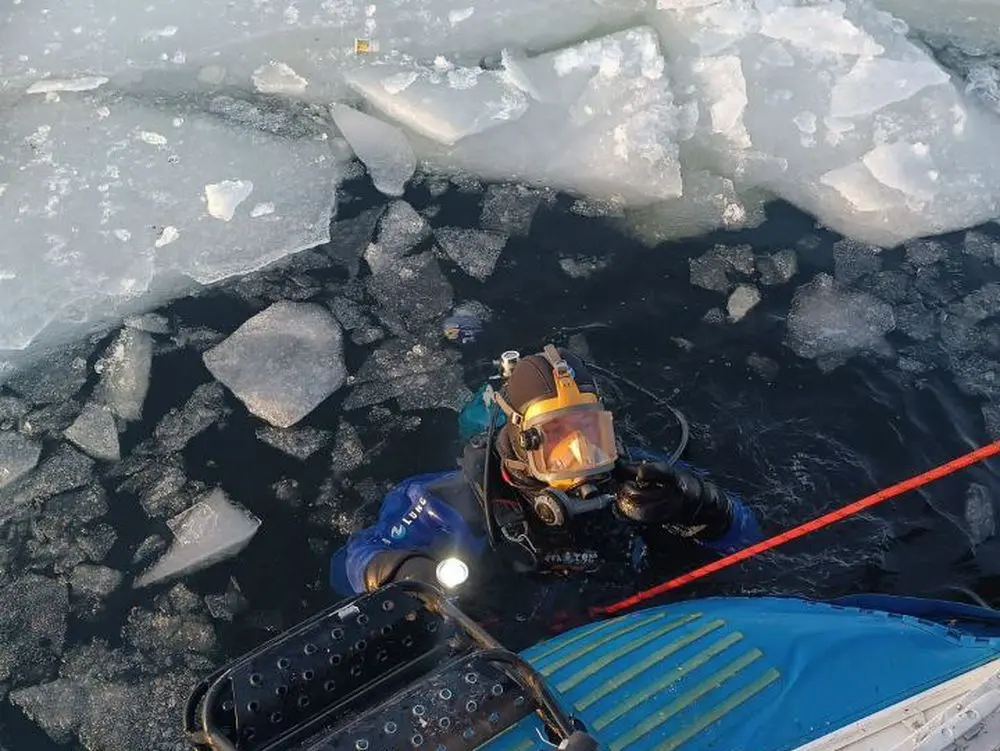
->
[727,284,761,322]
[256,425,332,461]
[135,489,261,588]
[63,403,120,462]
[0,91,338,373]
[479,183,543,236]
[205,577,248,621]
[965,483,995,545]
[786,273,896,362]
[69,564,123,598]
[689,245,755,293]
[0,432,42,490]
[757,250,798,286]
[203,302,346,428]
[0,575,69,695]
[153,382,229,453]
[434,227,508,281]
[330,421,365,475]
[364,201,431,273]
[331,104,416,197]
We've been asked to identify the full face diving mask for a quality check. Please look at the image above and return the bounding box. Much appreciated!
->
[495,344,618,491]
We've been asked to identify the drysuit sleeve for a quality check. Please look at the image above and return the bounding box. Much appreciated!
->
[329,471,487,595]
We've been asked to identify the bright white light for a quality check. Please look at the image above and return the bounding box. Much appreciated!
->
[435,557,469,589]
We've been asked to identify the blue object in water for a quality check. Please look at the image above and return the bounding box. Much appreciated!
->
[443,314,483,345]
[458,381,506,444]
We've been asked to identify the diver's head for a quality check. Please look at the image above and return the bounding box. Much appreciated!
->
[494,344,618,491]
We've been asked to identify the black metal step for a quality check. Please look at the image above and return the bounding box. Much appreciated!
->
[187,585,463,751]
[303,652,537,751]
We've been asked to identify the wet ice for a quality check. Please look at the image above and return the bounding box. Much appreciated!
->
[135,488,262,588]
[204,301,346,428]
[63,402,121,462]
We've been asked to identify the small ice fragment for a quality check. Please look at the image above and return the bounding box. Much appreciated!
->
[204,577,248,621]
[63,402,120,462]
[203,301,346,428]
[153,382,229,453]
[0,431,42,488]
[69,564,123,598]
[135,488,261,588]
[727,285,761,322]
[757,250,798,286]
[205,180,253,221]
[965,483,995,545]
[95,328,152,422]
[26,77,109,94]
[250,203,275,218]
[153,226,179,247]
[252,61,308,94]
[330,421,365,474]
[434,227,507,281]
[256,425,332,461]
[330,104,416,197]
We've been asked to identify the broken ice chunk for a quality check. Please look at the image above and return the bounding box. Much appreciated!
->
[479,183,543,236]
[124,313,171,335]
[364,201,431,272]
[256,425,332,461]
[727,285,761,322]
[330,421,365,475]
[69,564,123,599]
[323,207,384,278]
[747,353,779,382]
[1,444,94,514]
[0,432,42,489]
[153,382,230,453]
[203,301,346,428]
[95,328,153,422]
[331,104,416,197]
[965,483,995,546]
[757,250,798,286]
[63,402,120,462]
[4,345,90,406]
[135,488,261,588]
[833,239,882,286]
[204,577,248,622]
[786,274,896,362]
[689,245,755,293]
[434,227,508,281]
[344,63,529,145]
[0,575,69,696]
[204,180,254,222]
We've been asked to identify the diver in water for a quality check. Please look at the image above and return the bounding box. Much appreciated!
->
[328,344,762,596]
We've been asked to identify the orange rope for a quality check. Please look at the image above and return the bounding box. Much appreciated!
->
[591,440,1000,618]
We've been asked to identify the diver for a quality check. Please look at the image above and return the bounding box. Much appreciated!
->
[328,344,762,596]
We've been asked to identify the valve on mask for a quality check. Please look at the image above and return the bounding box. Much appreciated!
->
[533,491,567,526]
[532,487,614,526]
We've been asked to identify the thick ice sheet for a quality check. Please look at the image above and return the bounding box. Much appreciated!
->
[0,90,338,374]
[648,0,1000,246]
[0,0,646,98]
[349,27,687,205]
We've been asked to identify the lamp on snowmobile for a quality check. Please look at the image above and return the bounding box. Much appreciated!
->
[436,557,469,589]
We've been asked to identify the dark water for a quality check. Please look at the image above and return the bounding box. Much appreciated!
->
[1,173,999,750]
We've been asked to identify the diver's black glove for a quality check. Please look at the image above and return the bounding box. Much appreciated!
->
[363,550,438,591]
[614,461,733,540]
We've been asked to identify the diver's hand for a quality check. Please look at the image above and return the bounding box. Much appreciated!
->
[615,461,728,533]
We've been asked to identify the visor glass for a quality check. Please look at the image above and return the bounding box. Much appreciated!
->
[526,408,617,481]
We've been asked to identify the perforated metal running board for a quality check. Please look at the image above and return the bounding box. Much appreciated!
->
[303,652,537,751]
[189,586,462,751]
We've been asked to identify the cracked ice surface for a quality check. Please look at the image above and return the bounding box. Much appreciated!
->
[0,90,339,379]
